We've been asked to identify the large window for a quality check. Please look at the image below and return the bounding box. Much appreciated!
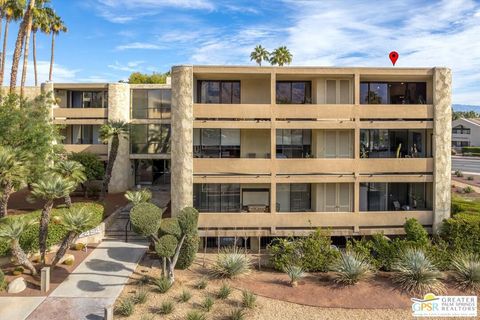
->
[452,125,470,134]
[69,91,108,108]
[130,124,170,154]
[276,129,311,158]
[134,160,170,185]
[193,129,240,158]
[452,141,469,147]
[277,184,311,212]
[131,89,171,119]
[193,184,241,212]
[360,182,431,211]
[276,81,312,104]
[197,81,240,103]
[360,82,426,104]
[360,129,429,158]
[61,125,101,144]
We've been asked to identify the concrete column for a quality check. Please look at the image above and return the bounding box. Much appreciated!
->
[41,267,50,292]
[107,83,132,193]
[171,66,194,216]
[432,68,452,233]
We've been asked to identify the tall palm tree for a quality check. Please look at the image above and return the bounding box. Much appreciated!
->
[0,0,25,87]
[43,7,66,82]
[30,1,47,86]
[53,160,86,207]
[250,45,269,66]
[0,217,37,275]
[30,175,75,264]
[99,121,129,201]
[10,0,35,93]
[270,46,293,66]
[51,207,97,266]
[0,146,28,218]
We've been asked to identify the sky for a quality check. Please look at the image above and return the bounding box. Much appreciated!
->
[7,0,480,104]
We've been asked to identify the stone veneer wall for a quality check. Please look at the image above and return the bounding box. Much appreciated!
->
[107,83,132,193]
[171,66,193,216]
[433,67,452,233]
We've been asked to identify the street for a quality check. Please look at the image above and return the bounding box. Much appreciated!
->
[452,156,480,174]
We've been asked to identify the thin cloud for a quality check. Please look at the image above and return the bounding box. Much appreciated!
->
[115,42,164,51]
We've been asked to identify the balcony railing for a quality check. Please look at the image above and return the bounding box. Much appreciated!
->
[63,144,108,155]
[53,108,108,119]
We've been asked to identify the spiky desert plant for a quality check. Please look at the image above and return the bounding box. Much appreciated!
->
[228,308,246,320]
[242,290,257,309]
[125,188,152,206]
[178,289,192,302]
[0,146,28,218]
[451,253,480,293]
[158,300,174,315]
[53,160,86,207]
[114,297,134,316]
[284,264,305,287]
[217,282,232,299]
[200,296,214,312]
[392,248,445,294]
[186,310,207,320]
[153,276,172,293]
[210,246,252,279]
[194,277,208,289]
[332,251,374,285]
[132,288,148,304]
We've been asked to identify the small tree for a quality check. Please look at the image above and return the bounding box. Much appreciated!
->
[53,160,87,207]
[0,146,28,217]
[250,45,269,66]
[270,46,293,66]
[0,217,38,275]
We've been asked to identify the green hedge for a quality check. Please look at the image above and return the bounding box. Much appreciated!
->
[462,147,480,154]
[0,202,104,257]
[451,197,480,215]
[440,213,480,255]
[176,233,200,270]
[130,203,163,237]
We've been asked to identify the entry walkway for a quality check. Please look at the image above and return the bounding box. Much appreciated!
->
[24,240,147,320]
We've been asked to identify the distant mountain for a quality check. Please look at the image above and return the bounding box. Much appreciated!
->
[452,104,480,112]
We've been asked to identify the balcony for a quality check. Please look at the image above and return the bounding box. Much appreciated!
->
[276,159,355,174]
[53,108,107,119]
[275,104,355,119]
[358,104,433,119]
[193,103,271,119]
[359,158,433,174]
[194,158,271,175]
[63,144,108,155]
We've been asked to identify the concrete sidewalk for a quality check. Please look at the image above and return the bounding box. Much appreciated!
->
[23,240,147,320]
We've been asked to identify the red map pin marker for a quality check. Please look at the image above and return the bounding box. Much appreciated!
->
[389,51,399,66]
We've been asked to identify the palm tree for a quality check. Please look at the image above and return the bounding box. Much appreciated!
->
[53,160,86,207]
[250,45,269,66]
[99,121,129,201]
[0,217,37,275]
[30,175,75,264]
[0,146,28,218]
[31,1,47,86]
[10,0,35,93]
[0,0,25,87]
[51,207,97,266]
[43,7,66,82]
[270,46,293,66]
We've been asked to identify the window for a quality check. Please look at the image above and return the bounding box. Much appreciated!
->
[276,184,311,212]
[452,141,469,147]
[325,79,351,104]
[193,129,240,158]
[360,129,429,158]
[360,82,426,104]
[276,81,312,104]
[130,124,170,154]
[452,125,471,134]
[69,91,108,108]
[360,182,431,211]
[131,89,171,119]
[276,129,311,158]
[193,184,241,212]
[61,125,101,144]
[197,81,240,103]
[134,160,170,185]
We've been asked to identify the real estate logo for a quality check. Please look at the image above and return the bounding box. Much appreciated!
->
[411,293,477,317]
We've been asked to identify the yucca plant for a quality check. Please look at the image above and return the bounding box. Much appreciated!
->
[392,248,445,294]
[200,296,214,312]
[284,264,304,287]
[186,310,207,320]
[217,282,232,299]
[332,251,374,285]
[242,290,257,309]
[158,300,174,315]
[125,188,152,206]
[227,308,246,320]
[53,160,87,207]
[132,288,148,304]
[154,276,172,293]
[178,289,192,302]
[210,246,252,279]
[135,275,151,286]
[451,253,480,293]
[114,297,134,316]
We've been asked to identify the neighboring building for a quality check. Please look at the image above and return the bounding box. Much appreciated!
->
[452,118,480,150]
[39,66,452,248]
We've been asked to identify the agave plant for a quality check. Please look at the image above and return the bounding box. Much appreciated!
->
[331,251,374,285]
[450,253,480,293]
[210,246,252,279]
[284,264,304,287]
[125,188,152,206]
[392,248,445,294]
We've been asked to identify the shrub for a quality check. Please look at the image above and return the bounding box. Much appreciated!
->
[132,288,148,304]
[194,277,208,290]
[114,297,134,317]
[346,237,378,268]
[200,296,214,312]
[462,147,480,155]
[267,238,299,271]
[440,213,480,255]
[217,282,232,299]
[125,189,152,206]
[451,197,480,215]
[176,233,200,270]
[464,186,474,194]
[158,300,174,315]
[186,310,207,320]
[467,176,474,181]
[178,289,192,302]
[392,248,445,294]
[135,275,151,286]
[450,253,480,293]
[0,202,103,256]
[0,269,6,291]
[227,308,246,320]
[332,251,374,285]
[242,291,257,309]
[159,218,181,238]
[427,238,453,271]
[370,234,407,271]
[129,203,163,237]
[153,276,172,293]
[68,152,104,181]
[455,170,464,177]
[210,246,252,279]
[284,264,304,287]
[155,234,178,258]
[404,218,429,246]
